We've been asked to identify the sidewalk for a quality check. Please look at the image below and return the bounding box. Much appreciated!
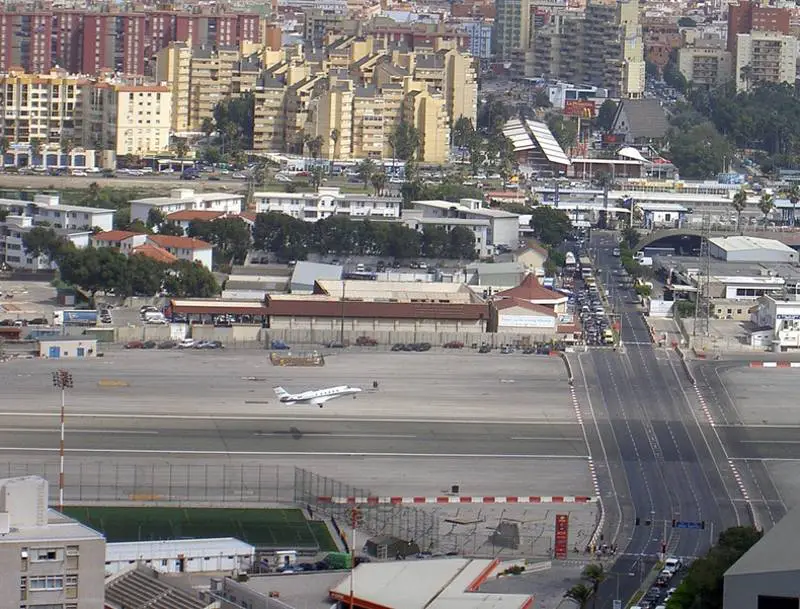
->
[647,317,684,348]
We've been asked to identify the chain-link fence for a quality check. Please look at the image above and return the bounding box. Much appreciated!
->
[0,461,289,504]
[293,467,439,552]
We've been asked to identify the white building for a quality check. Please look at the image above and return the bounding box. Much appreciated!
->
[750,294,800,350]
[130,189,245,223]
[709,236,798,264]
[92,231,214,269]
[164,210,227,235]
[253,187,401,222]
[735,31,798,93]
[0,194,112,270]
[105,538,255,575]
[409,198,520,257]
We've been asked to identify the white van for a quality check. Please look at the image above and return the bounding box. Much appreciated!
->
[143,311,166,324]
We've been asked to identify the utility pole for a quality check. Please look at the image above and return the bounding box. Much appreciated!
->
[52,369,73,512]
[340,280,346,344]
[693,215,712,338]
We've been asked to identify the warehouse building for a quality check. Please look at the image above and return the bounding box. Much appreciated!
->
[105,538,255,575]
[724,508,799,609]
[709,236,797,264]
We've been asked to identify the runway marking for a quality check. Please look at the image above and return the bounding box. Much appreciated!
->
[254,432,418,439]
[0,447,592,458]
[0,412,581,425]
[741,440,800,444]
[0,428,158,435]
[510,437,583,441]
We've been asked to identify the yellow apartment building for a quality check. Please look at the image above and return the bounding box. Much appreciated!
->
[403,87,449,164]
[351,86,385,159]
[85,83,172,158]
[312,80,354,159]
[0,70,87,147]
[155,42,191,133]
[253,76,288,153]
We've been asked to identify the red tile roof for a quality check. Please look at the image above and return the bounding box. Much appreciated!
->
[494,297,557,316]
[165,210,225,222]
[238,211,257,223]
[132,244,178,264]
[266,296,489,321]
[148,234,212,251]
[494,274,566,303]
[92,230,138,242]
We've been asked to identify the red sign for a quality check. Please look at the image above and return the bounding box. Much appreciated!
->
[564,99,596,119]
[554,513,570,559]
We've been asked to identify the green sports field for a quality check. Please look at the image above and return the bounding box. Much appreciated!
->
[64,506,337,551]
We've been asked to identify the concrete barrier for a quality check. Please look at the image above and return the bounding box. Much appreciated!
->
[674,346,696,386]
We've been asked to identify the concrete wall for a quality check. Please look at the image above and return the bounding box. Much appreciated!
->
[724,570,800,609]
[268,316,487,333]
[265,328,566,347]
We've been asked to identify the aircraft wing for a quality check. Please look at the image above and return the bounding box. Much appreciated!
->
[311,396,335,406]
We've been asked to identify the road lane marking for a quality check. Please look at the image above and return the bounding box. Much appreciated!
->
[510,437,583,441]
[254,432,418,439]
[0,447,591,458]
[0,412,580,425]
[0,428,158,435]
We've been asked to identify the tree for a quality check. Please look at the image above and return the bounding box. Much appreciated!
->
[0,136,9,167]
[123,253,166,297]
[330,128,339,160]
[532,88,552,108]
[582,563,607,609]
[308,135,324,159]
[477,96,513,135]
[529,207,572,247]
[29,137,44,166]
[564,584,593,609]
[784,184,800,225]
[620,226,641,249]
[370,170,387,196]
[758,192,774,225]
[356,158,377,189]
[22,227,65,261]
[668,122,731,179]
[173,138,190,164]
[731,188,748,233]
[452,117,475,148]
[212,91,256,151]
[310,165,325,190]
[158,222,184,237]
[389,121,420,162]
[147,208,166,230]
[467,132,484,175]
[57,247,128,306]
[449,225,476,259]
[187,217,251,266]
[421,225,450,258]
[596,100,618,133]
[252,212,310,261]
[162,260,219,298]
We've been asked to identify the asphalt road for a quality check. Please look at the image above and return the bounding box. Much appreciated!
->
[0,415,587,459]
[693,361,787,529]
[579,231,747,609]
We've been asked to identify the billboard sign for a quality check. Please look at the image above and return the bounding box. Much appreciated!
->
[554,513,570,559]
[564,100,596,118]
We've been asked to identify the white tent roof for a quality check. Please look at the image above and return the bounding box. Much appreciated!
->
[617,146,650,163]
[502,119,571,166]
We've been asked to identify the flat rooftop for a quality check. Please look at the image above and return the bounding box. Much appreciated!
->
[314,279,482,303]
[1,509,103,543]
[241,572,347,609]
[329,559,533,609]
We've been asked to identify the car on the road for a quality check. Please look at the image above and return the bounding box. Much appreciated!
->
[270,339,290,350]
[478,344,491,353]
[178,338,195,349]
[500,345,514,354]
[125,341,144,349]
[443,341,464,349]
[664,557,682,574]
[143,340,157,349]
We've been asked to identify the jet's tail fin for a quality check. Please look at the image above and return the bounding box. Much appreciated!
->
[273,386,289,398]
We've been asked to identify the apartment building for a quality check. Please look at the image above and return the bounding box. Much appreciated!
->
[735,30,797,92]
[0,193,112,271]
[0,8,262,75]
[404,88,450,164]
[92,231,213,269]
[493,0,532,67]
[0,476,105,609]
[530,0,644,98]
[129,188,245,223]
[253,76,288,152]
[154,42,191,133]
[351,86,386,159]
[727,0,790,55]
[253,186,401,221]
[0,71,86,148]
[82,83,172,158]
[678,33,733,87]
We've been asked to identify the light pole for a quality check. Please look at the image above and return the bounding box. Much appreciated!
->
[52,369,73,512]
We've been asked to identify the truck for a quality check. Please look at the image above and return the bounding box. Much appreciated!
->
[53,310,98,326]
[565,251,577,268]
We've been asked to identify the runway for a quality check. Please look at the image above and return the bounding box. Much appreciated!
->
[0,415,588,458]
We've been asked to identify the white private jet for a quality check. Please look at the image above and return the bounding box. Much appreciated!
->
[273,385,362,408]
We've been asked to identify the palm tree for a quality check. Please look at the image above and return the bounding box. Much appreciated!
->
[201,117,216,139]
[758,192,775,227]
[0,136,9,169]
[582,563,608,609]
[310,165,325,190]
[564,583,593,609]
[173,138,190,169]
[29,137,44,167]
[330,128,339,157]
[370,170,387,196]
[309,136,324,160]
[784,184,800,226]
[731,188,748,234]
[356,158,377,190]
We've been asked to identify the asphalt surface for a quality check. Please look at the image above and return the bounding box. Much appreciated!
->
[693,360,787,529]
[0,416,588,458]
[577,232,748,609]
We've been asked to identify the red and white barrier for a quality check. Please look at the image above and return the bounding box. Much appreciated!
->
[317,495,597,505]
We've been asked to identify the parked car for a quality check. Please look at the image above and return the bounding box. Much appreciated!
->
[270,339,290,350]
[443,341,464,349]
[478,344,491,353]
[158,340,176,349]
[125,341,144,349]
[355,336,377,346]
[28,318,49,326]
[391,343,405,351]
[500,345,514,354]
[178,338,195,349]
[143,340,157,349]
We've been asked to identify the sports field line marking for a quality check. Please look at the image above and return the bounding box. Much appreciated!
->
[0,447,591,458]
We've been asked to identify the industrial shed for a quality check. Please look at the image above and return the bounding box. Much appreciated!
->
[709,236,797,264]
[724,508,800,609]
[105,538,254,575]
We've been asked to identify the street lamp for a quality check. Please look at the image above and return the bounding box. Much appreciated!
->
[52,369,73,512]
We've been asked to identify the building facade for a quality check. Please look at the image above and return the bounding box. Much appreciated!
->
[253,187,401,221]
[0,476,105,609]
[735,31,797,92]
[129,189,244,223]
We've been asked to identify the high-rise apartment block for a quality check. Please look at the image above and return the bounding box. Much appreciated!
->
[493,0,532,66]
[677,32,732,87]
[0,476,105,609]
[0,7,262,76]
[727,0,790,54]
[735,31,797,92]
[529,0,644,98]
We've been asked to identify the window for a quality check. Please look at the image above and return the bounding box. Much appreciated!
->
[33,548,60,561]
[29,575,63,590]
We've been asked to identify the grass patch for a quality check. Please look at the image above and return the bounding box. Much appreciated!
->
[64,506,337,551]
